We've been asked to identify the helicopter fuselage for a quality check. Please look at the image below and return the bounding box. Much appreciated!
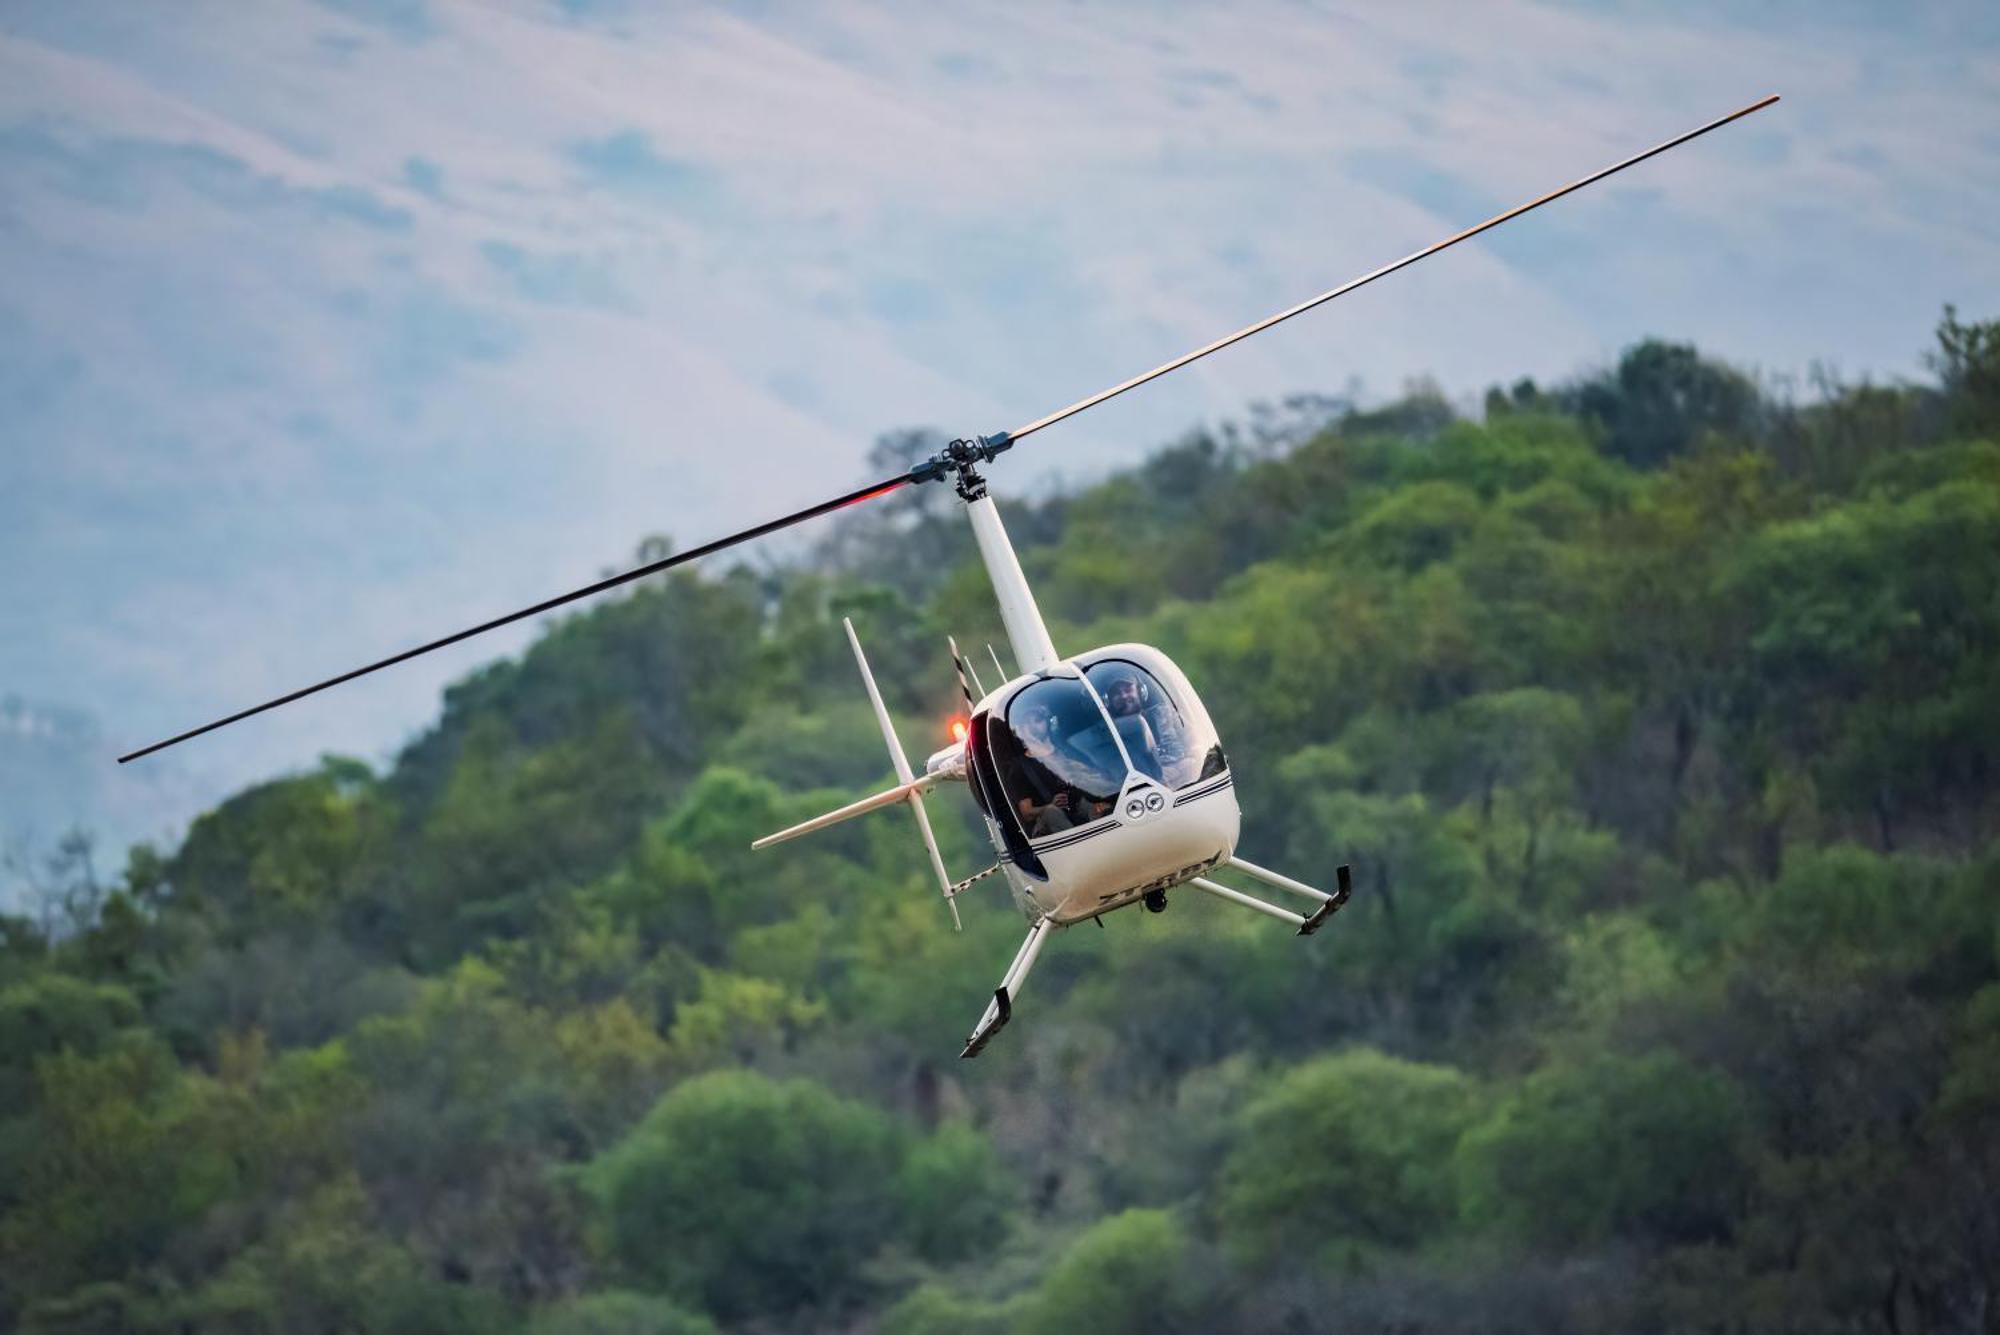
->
[947,643,1241,926]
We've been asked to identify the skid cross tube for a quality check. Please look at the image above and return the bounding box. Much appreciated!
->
[1188,876,1307,928]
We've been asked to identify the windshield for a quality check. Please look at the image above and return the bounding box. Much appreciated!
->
[988,678,1125,839]
[1084,659,1225,789]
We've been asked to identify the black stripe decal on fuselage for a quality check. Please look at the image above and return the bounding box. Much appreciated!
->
[1030,820,1123,855]
[1172,775,1235,808]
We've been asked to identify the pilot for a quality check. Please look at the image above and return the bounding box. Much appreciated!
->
[1097,667,1166,782]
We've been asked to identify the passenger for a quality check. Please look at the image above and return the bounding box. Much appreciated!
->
[1014,702,1103,836]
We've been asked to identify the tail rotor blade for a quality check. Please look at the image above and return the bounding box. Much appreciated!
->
[947,636,978,713]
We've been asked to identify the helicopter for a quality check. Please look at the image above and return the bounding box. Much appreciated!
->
[120,96,1778,1059]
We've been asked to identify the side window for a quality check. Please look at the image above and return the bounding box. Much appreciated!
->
[1085,660,1223,789]
[990,679,1124,839]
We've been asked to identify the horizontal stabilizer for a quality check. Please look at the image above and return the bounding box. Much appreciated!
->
[751,774,938,850]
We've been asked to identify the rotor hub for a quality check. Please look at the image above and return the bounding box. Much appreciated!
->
[909,431,1014,499]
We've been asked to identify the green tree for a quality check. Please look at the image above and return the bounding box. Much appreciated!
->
[167,1176,509,1335]
[897,1121,1017,1263]
[1342,480,1484,572]
[1723,480,2000,845]
[1930,305,2000,440]
[166,756,389,940]
[1,1042,234,1313]
[1576,339,1760,467]
[877,1283,1013,1335]
[1015,1209,1212,1335]
[583,1071,902,1323]
[526,1290,719,1335]
[409,714,658,961]
[663,968,823,1069]
[0,974,140,1105]
[1457,1049,1747,1248]
[1218,1048,1479,1263]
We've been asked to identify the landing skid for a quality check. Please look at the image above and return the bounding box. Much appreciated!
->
[1296,864,1354,935]
[961,916,1054,1059]
[1187,859,1352,933]
[960,863,1352,1058]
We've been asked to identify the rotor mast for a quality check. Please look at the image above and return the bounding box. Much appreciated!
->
[914,434,1060,678]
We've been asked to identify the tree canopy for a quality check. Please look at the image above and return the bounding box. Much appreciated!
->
[4,310,1997,1333]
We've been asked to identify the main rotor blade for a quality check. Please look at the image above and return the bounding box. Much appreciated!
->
[1006,94,1779,444]
[118,473,912,763]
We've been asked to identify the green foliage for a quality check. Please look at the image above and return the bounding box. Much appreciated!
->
[897,1121,1018,1263]
[2,1040,234,1310]
[712,702,888,790]
[8,322,1999,1331]
[1456,1050,1749,1248]
[407,713,658,960]
[167,757,389,938]
[1554,914,1684,1031]
[877,1283,1015,1335]
[1015,1209,1212,1335]
[1934,985,2000,1171]
[1930,305,2000,439]
[1218,1048,1480,1262]
[664,968,824,1068]
[1576,339,1760,467]
[1722,480,2000,833]
[167,1177,512,1335]
[1062,908,1300,1083]
[583,1070,902,1322]
[1343,480,1485,572]
[526,1290,719,1335]
[1728,843,1992,991]
[0,974,140,1102]
[1399,415,1632,504]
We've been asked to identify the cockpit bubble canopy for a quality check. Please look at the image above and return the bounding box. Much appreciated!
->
[974,647,1229,847]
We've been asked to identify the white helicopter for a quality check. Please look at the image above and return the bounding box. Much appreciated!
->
[121,96,1778,1059]
[750,548,1348,1058]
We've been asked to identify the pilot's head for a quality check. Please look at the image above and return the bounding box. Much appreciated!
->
[1101,670,1144,717]
[1019,702,1056,741]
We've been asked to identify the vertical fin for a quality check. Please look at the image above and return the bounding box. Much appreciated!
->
[846,618,962,930]
[847,618,913,783]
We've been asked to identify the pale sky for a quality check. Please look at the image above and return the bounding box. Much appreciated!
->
[2,0,1996,859]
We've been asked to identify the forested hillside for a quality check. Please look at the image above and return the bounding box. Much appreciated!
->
[4,315,1998,1333]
